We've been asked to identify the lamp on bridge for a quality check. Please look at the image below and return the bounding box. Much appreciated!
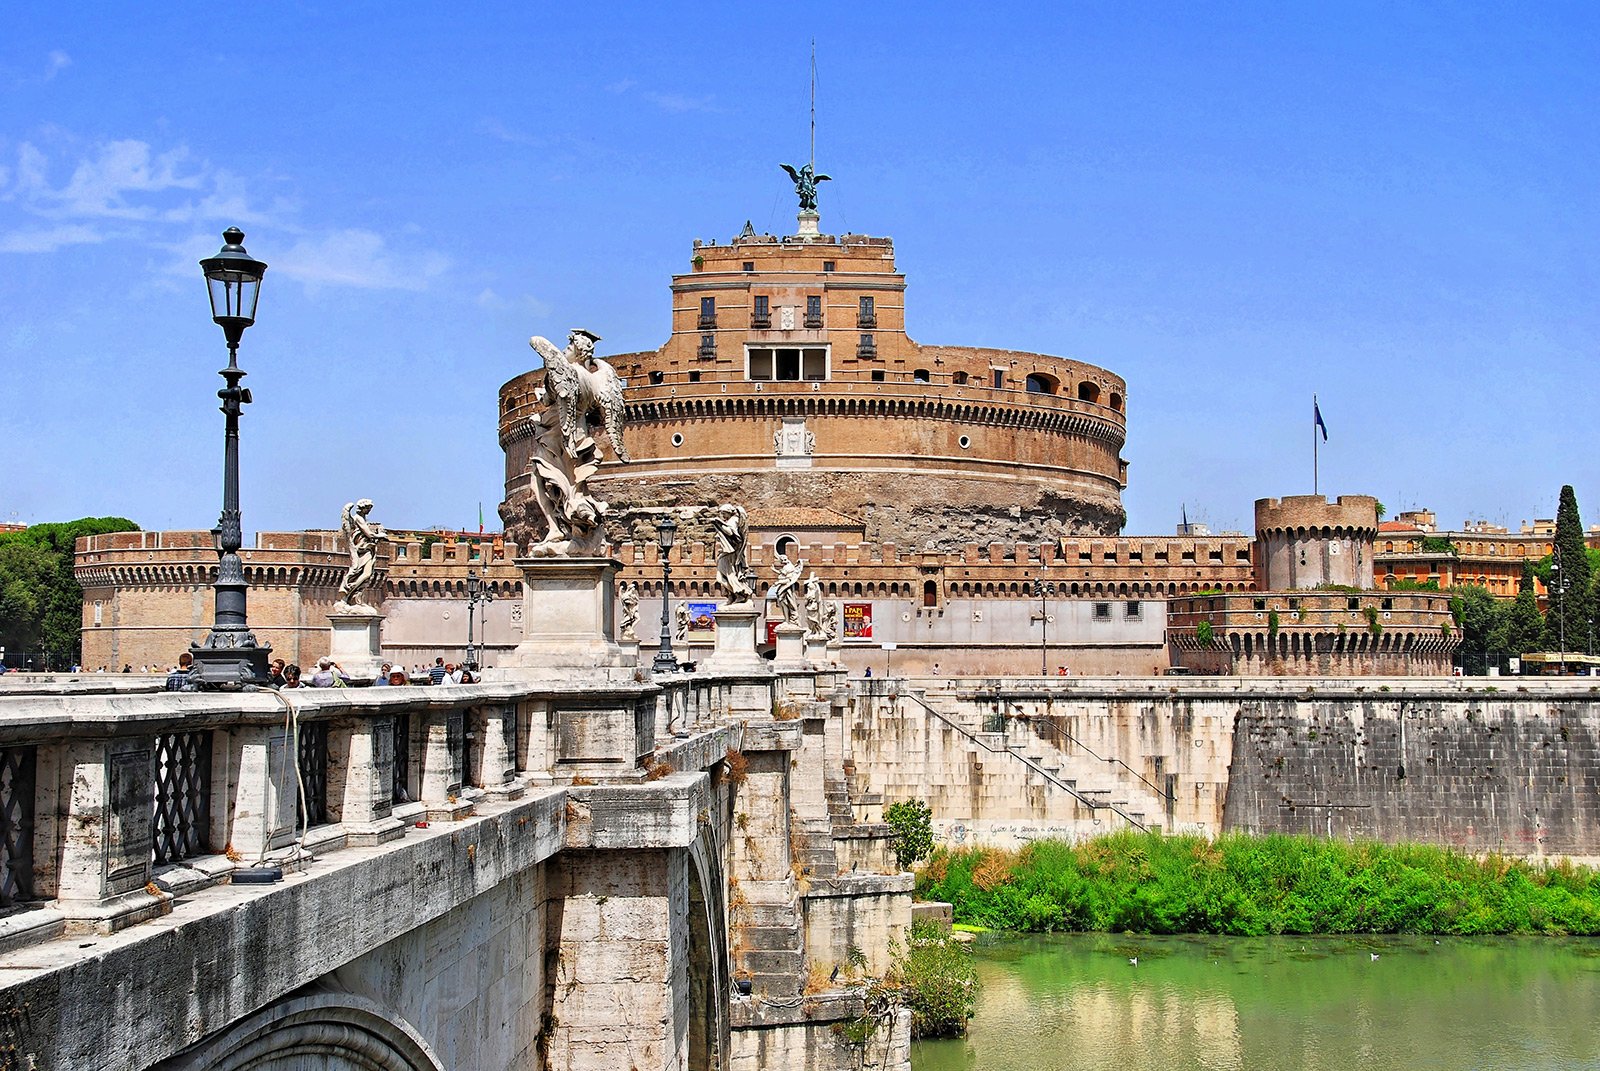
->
[189,228,273,687]
[652,513,679,674]
[465,570,493,672]
[1030,577,1058,677]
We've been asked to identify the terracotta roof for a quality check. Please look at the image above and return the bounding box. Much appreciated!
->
[748,507,863,530]
[1379,521,1422,532]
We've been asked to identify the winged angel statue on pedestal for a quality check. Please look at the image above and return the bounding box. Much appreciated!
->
[523,328,630,557]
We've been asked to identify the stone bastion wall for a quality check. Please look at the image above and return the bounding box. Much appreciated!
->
[843,678,1600,858]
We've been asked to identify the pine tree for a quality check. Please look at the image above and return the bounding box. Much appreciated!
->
[1541,485,1592,654]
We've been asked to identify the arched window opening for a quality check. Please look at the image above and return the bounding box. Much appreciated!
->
[1025,373,1059,395]
[922,580,938,607]
[1077,381,1101,403]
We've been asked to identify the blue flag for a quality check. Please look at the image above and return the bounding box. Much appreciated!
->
[1314,398,1328,441]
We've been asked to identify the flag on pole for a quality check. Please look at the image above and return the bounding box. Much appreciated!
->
[478,502,484,534]
[1314,397,1328,441]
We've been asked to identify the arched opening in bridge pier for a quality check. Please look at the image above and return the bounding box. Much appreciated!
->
[155,986,445,1071]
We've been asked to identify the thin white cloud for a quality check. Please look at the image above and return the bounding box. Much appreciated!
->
[272,229,450,291]
[643,91,717,114]
[43,50,71,81]
[607,78,637,95]
[476,118,544,148]
[10,139,205,220]
[2,136,452,291]
[0,223,104,253]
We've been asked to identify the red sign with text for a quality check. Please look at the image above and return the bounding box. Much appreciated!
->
[843,603,872,639]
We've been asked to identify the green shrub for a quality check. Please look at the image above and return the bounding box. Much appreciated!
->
[886,800,934,871]
[897,921,979,1038]
[915,832,1600,937]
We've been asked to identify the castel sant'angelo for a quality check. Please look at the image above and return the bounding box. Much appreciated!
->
[497,206,1130,552]
[77,170,1458,677]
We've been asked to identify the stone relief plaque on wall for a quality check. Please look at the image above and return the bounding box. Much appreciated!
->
[774,417,815,470]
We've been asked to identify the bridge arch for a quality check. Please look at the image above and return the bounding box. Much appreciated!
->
[157,986,445,1070]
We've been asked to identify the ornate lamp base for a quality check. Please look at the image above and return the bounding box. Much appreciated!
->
[189,630,273,687]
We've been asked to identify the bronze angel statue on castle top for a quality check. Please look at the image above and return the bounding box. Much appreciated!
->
[780,162,830,212]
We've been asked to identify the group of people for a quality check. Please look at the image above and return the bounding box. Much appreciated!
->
[157,654,479,691]
[268,656,478,688]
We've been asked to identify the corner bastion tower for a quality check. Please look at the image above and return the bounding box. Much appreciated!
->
[500,195,1130,552]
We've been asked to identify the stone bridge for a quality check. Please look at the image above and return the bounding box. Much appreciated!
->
[0,667,911,1071]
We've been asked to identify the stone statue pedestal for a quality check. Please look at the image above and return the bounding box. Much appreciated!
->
[327,609,385,679]
[795,209,821,239]
[684,635,715,668]
[496,557,635,679]
[804,633,829,664]
[773,622,807,665]
[617,638,640,667]
[700,605,770,676]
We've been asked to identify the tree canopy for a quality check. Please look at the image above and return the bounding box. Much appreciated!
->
[0,518,139,668]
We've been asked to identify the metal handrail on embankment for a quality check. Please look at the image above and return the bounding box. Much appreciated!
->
[998,699,1174,805]
[872,684,1148,832]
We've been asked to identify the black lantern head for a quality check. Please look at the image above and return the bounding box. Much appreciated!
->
[656,513,678,551]
[201,227,267,347]
[467,571,482,598]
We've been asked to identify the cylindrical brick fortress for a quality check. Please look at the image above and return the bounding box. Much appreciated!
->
[499,230,1129,550]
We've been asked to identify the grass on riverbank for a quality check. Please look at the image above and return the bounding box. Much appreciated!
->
[917,832,1600,936]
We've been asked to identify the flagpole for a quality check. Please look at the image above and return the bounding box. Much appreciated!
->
[1313,394,1319,496]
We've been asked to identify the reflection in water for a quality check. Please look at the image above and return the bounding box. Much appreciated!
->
[913,934,1600,1071]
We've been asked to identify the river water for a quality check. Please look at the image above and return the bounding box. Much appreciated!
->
[911,933,1600,1071]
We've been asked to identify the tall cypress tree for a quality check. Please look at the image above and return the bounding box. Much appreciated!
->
[1542,485,1592,654]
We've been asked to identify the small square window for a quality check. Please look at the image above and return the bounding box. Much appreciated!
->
[992,369,1005,389]
[1125,601,1141,619]
[1347,597,1360,611]
[1253,598,1266,611]
[823,261,835,272]
[742,261,755,272]
[1093,602,1112,621]
[870,370,885,382]
[688,371,701,383]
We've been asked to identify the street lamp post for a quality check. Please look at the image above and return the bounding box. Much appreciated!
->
[1030,578,1057,676]
[189,228,272,687]
[651,514,679,674]
[464,571,494,671]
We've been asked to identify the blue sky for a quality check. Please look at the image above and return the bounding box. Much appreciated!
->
[2,3,1596,538]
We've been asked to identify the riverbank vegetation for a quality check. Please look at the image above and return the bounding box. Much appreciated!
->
[895,921,979,1039]
[917,832,1600,936]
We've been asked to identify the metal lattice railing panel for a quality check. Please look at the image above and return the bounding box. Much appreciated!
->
[298,721,330,827]
[502,706,519,775]
[152,732,211,866]
[391,713,411,804]
[0,747,36,905]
